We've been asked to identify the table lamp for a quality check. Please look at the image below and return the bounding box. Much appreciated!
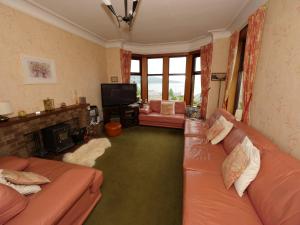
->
[0,101,13,122]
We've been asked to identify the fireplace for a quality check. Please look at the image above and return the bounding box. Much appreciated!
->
[0,104,89,157]
[42,123,74,153]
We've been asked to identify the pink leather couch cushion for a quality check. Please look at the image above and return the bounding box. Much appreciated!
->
[183,170,262,225]
[149,100,161,113]
[222,127,246,154]
[139,113,185,125]
[184,137,226,173]
[0,156,29,171]
[247,150,300,225]
[175,101,186,114]
[184,119,208,137]
[7,168,99,225]
[0,184,28,224]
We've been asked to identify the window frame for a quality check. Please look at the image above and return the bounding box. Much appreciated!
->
[190,53,201,106]
[168,56,187,100]
[130,56,142,99]
[146,57,164,100]
[168,56,187,76]
[130,57,142,76]
[147,57,164,76]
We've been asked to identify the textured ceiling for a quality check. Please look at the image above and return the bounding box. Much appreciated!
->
[26,0,250,44]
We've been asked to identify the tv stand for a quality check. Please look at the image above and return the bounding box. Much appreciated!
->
[103,104,139,128]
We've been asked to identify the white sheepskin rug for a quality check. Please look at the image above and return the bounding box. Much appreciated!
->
[63,138,111,167]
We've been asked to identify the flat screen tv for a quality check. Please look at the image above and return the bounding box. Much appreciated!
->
[101,83,137,107]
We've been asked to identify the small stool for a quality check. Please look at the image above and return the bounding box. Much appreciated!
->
[104,121,122,137]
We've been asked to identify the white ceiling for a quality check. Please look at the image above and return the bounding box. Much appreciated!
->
[25,0,251,44]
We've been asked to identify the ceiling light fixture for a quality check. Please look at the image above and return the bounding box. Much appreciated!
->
[102,0,140,28]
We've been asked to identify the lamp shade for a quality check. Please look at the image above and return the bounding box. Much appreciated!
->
[0,102,13,115]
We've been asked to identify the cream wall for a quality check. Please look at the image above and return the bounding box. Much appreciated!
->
[105,48,122,83]
[250,0,300,159]
[0,3,107,116]
[207,37,230,118]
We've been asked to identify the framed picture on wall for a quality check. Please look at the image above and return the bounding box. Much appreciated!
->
[21,55,57,84]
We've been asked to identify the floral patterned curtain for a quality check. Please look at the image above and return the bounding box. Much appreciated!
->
[120,49,132,83]
[223,31,240,109]
[200,43,213,119]
[242,6,267,124]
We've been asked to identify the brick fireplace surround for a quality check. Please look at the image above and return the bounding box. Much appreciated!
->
[0,104,89,157]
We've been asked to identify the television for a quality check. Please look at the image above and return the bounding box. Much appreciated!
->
[101,83,137,107]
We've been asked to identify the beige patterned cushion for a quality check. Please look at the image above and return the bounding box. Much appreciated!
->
[222,144,250,189]
[2,170,50,185]
[161,101,175,115]
[207,119,225,141]
[0,170,41,195]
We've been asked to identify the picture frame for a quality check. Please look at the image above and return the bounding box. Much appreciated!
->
[110,76,119,83]
[21,55,57,84]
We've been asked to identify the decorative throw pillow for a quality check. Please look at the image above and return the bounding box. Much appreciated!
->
[206,119,225,141]
[1,169,50,185]
[0,184,28,224]
[222,144,250,189]
[234,137,261,197]
[0,172,41,195]
[161,101,175,115]
[211,116,234,145]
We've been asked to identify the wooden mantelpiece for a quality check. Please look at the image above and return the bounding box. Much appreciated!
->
[0,104,89,157]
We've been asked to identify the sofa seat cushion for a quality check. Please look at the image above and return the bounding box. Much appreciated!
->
[183,170,263,225]
[139,113,185,125]
[184,137,226,173]
[7,168,99,225]
[248,150,300,225]
[0,156,29,171]
[184,119,208,137]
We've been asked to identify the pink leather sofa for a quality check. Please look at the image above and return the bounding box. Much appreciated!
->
[139,100,186,129]
[0,156,103,225]
[183,109,300,225]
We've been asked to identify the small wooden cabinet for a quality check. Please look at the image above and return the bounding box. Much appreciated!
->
[103,105,139,128]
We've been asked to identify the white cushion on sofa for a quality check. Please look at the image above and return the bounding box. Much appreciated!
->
[211,116,233,145]
[234,137,261,197]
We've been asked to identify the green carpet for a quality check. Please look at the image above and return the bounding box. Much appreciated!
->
[84,126,184,225]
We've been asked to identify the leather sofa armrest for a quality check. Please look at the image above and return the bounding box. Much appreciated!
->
[6,168,97,225]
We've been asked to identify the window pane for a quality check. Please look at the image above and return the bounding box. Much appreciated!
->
[148,58,163,74]
[130,75,141,98]
[195,56,201,72]
[192,75,201,106]
[131,59,140,73]
[169,75,185,101]
[148,76,162,100]
[169,57,187,74]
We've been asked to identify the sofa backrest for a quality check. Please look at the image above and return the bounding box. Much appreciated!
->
[149,100,186,114]
[247,149,300,225]
[207,108,236,127]
[174,101,186,114]
[149,100,161,113]
[220,114,300,225]
[222,127,246,155]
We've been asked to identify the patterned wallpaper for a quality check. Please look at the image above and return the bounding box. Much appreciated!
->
[250,0,300,159]
[0,3,107,116]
